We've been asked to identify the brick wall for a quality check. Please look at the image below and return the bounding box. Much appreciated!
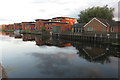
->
[84,19,108,32]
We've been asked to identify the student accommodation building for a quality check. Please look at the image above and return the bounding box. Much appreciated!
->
[35,17,77,32]
[21,22,35,31]
[35,19,50,31]
[44,22,69,32]
[14,23,22,30]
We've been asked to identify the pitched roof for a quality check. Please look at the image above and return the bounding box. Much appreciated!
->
[83,18,108,27]
[84,17,120,27]
[98,18,120,27]
[97,18,110,26]
[110,21,120,27]
[72,23,86,28]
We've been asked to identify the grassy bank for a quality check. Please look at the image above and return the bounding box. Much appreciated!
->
[112,43,120,46]
[1,29,50,36]
[1,30,14,32]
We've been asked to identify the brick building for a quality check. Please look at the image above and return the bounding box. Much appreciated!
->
[44,22,70,32]
[21,22,35,31]
[35,17,77,32]
[7,24,14,30]
[52,17,77,26]
[71,23,86,32]
[1,17,77,32]
[35,19,50,31]
[83,18,120,32]
[110,21,120,32]
[0,25,6,30]
[14,23,22,30]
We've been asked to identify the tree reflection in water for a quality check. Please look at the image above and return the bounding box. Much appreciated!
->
[71,41,120,64]
[0,32,119,78]
[1,32,120,64]
[3,32,120,64]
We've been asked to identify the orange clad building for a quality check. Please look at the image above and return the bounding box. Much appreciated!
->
[35,17,77,32]
[52,17,77,26]
[0,25,6,30]
[44,22,70,32]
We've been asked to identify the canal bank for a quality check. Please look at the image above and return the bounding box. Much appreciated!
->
[52,32,120,44]
[1,30,50,36]
[1,30,120,44]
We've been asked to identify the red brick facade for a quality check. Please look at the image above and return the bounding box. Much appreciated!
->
[44,22,71,32]
[14,23,22,30]
[0,25,6,30]
[1,17,76,32]
[35,19,50,31]
[22,22,35,31]
[84,18,108,32]
[112,26,120,32]
[84,18,120,32]
[6,24,14,30]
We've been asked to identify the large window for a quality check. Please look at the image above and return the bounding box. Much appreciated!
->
[87,27,93,31]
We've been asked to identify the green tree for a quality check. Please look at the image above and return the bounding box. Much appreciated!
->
[77,5,114,23]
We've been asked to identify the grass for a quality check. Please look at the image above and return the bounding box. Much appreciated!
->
[112,43,120,45]
[1,29,14,32]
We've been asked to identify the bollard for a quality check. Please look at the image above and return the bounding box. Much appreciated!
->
[100,34,102,38]
[94,33,97,37]
[115,34,118,39]
[107,34,110,38]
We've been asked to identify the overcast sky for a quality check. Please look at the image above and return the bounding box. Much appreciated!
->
[0,0,119,25]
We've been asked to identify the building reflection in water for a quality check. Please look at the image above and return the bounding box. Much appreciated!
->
[70,41,119,64]
[0,32,119,64]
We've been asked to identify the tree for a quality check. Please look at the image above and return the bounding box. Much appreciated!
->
[77,5,114,23]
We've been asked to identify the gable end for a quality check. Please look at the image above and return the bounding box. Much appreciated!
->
[83,18,108,28]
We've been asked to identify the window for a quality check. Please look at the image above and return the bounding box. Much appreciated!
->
[87,27,93,31]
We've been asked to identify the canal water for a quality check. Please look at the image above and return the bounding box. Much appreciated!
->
[0,32,119,78]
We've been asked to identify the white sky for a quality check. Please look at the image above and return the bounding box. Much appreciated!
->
[0,0,119,25]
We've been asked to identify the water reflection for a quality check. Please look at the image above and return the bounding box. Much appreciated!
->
[0,31,119,78]
[66,41,119,64]
[1,31,120,64]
